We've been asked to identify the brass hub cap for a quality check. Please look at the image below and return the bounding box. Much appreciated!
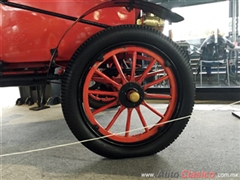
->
[119,82,144,108]
[128,91,140,103]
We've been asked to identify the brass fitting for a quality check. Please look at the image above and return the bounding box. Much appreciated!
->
[137,13,165,28]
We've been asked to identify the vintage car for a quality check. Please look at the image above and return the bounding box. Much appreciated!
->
[0,0,195,158]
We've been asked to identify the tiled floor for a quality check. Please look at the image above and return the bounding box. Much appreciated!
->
[1,87,240,180]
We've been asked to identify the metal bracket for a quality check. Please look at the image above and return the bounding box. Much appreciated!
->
[29,85,50,111]
[125,0,135,12]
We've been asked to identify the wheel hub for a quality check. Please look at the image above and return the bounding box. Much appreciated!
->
[119,82,144,108]
[128,91,140,103]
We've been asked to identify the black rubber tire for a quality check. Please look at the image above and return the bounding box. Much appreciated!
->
[61,25,195,159]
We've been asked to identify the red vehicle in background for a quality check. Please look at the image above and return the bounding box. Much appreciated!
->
[0,0,195,158]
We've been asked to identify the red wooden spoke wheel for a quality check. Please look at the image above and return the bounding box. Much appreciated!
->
[83,46,178,143]
[62,25,195,159]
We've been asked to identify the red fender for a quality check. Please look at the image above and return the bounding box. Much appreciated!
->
[81,0,184,22]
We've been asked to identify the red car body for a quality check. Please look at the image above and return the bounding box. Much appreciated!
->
[0,0,183,86]
[0,1,195,159]
[0,0,137,76]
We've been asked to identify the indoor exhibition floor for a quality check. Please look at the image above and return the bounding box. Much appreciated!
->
[0,87,240,180]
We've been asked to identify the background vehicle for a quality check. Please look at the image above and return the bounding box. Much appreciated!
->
[0,0,195,158]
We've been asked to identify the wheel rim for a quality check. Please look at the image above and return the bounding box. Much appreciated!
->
[82,46,178,143]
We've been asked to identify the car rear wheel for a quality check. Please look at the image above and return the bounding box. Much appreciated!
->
[61,25,195,159]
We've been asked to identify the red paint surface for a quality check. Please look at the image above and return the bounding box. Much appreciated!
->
[0,0,137,63]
